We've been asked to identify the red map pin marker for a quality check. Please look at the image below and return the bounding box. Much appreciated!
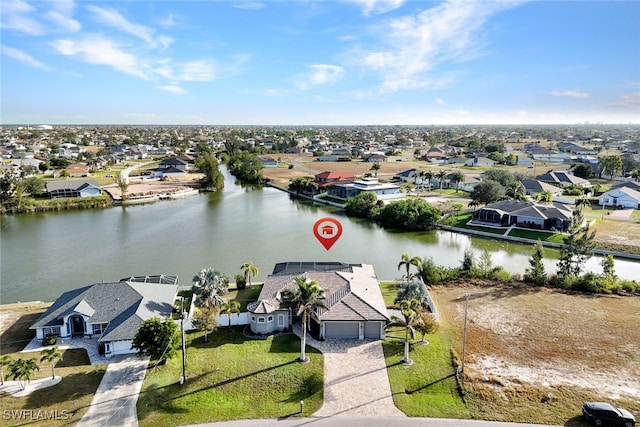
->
[313,217,343,251]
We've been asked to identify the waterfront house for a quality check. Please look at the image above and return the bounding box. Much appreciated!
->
[314,171,355,187]
[45,179,102,198]
[247,262,390,340]
[257,156,278,168]
[472,200,573,231]
[327,177,401,200]
[30,275,179,357]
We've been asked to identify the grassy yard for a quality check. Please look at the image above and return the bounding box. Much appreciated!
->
[381,282,469,418]
[383,325,469,418]
[507,228,566,244]
[137,329,323,426]
[0,304,106,427]
[225,284,263,311]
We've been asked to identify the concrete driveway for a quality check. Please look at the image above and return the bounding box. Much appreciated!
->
[77,356,149,427]
[294,325,405,417]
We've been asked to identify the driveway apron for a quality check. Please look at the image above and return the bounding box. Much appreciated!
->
[77,356,149,427]
[295,325,405,417]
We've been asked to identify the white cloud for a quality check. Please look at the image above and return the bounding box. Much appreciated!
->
[550,90,590,99]
[50,35,148,80]
[615,92,640,109]
[158,13,178,28]
[86,5,168,48]
[45,0,81,32]
[345,0,406,16]
[233,2,265,10]
[435,97,447,106]
[356,0,528,92]
[297,64,344,89]
[0,0,45,35]
[157,85,186,95]
[1,44,49,70]
[179,60,216,81]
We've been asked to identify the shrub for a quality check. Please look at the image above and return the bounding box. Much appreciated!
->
[235,274,247,290]
[42,334,57,346]
[489,267,512,282]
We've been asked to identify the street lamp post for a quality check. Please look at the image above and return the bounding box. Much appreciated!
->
[180,297,186,385]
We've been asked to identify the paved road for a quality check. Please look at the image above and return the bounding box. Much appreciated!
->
[186,416,560,427]
[77,356,149,427]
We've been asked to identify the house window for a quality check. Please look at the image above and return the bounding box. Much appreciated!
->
[251,316,256,322]
[93,323,109,335]
[278,315,285,327]
[105,343,110,353]
[267,316,273,322]
[258,317,265,323]
[45,327,60,336]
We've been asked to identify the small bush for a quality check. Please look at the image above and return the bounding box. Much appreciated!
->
[42,334,57,345]
[235,274,247,290]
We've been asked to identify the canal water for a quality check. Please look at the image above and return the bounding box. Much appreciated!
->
[1,168,638,304]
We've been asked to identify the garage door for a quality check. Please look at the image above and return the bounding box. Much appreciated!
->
[324,321,359,339]
[364,321,382,339]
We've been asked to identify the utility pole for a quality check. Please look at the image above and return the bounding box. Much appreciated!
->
[180,297,186,385]
[461,293,470,373]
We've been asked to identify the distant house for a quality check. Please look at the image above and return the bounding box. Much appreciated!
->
[314,171,355,187]
[247,262,390,340]
[153,166,186,178]
[536,170,591,188]
[520,179,564,198]
[257,156,278,168]
[362,153,387,163]
[472,200,573,231]
[465,156,495,167]
[46,180,102,198]
[327,177,401,200]
[393,168,419,183]
[30,275,179,357]
[598,186,640,209]
[158,157,188,171]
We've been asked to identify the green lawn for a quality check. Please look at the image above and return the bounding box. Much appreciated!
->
[225,284,263,311]
[137,329,323,426]
[507,228,566,244]
[380,281,401,307]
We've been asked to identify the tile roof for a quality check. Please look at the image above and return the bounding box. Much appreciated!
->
[255,263,389,322]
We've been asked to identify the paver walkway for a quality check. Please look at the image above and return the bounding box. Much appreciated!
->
[293,325,405,417]
[77,356,149,427]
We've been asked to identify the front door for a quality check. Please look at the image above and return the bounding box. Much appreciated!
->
[71,315,85,336]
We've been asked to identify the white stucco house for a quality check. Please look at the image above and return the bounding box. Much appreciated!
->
[598,186,640,209]
[247,262,390,340]
[30,275,179,357]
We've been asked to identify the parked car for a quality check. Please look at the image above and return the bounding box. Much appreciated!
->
[582,402,636,427]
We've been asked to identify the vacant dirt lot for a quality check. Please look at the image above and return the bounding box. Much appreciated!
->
[434,283,640,419]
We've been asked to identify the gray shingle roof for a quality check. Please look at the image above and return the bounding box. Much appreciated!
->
[31,279,178,343]
[45,179,100,192]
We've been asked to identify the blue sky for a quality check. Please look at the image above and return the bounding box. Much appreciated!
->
[1,0,639,125]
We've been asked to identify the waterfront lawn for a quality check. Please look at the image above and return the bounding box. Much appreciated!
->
[383,325,469,418]
[507,228,566,244]
[225,284,262,311]
[380,281,401,307]
[137,329,323,427]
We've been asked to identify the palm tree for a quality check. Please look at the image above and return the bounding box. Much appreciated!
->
[240,262,259,288]
[389,299,422,364]
[506,181,525,200]
[436,169,448,194]
[219,300,241,331]
[423,171,434,192]
[40,346,62,379]
[281,277,327,363]
[451,171,465,193]
[370,162,381,177]
[575,197,591,211]
[537,190,553,204]
[0,355,12,385]
[193,267,229,307]
[468,200,480,212]
[114,172,129,202]
[397,253,422,280]
[9,358,39,390]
